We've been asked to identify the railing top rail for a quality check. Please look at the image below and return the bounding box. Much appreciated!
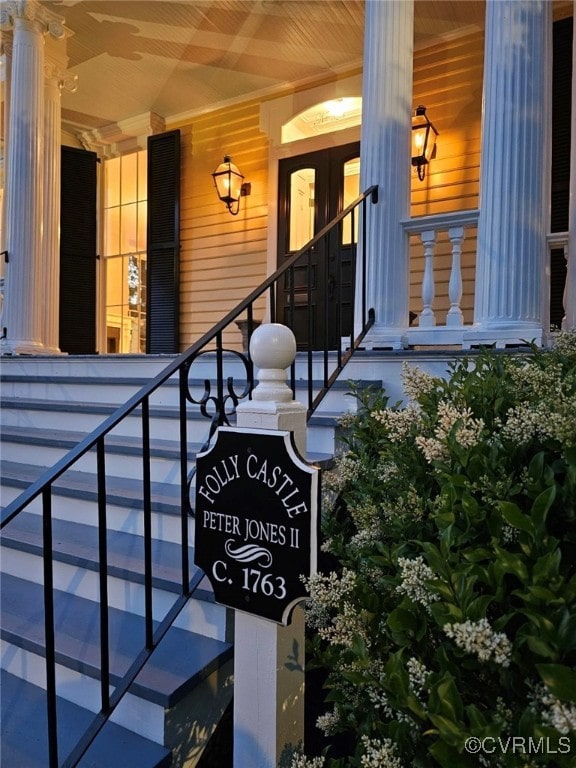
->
[401,208,480,234]
[0,184,378,527]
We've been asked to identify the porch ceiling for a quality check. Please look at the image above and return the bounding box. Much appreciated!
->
[33,1,570,138]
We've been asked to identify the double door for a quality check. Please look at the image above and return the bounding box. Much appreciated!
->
[277,143,360,349]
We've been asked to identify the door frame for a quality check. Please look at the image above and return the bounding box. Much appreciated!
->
[264,128,361,319]
[260,75,363,318]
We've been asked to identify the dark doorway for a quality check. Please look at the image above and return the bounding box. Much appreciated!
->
[277,143,360,349]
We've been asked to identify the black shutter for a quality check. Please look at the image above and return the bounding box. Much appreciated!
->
[147,130,181,353]
[60,146,98,354]
[550,17,572,328]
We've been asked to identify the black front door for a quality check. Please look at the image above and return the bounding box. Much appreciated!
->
[277,143,360,349]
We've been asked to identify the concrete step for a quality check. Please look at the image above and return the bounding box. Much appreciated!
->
[0,424,202,484]
[0,508,228,634]
[1,670,172,768]
[0,574,233,743]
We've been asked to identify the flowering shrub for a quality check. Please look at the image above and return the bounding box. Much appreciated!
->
[294,333,576,768]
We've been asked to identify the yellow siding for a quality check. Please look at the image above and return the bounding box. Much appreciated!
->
[410,31,483,325]
[166,30,486,351]
[169,102,269,351]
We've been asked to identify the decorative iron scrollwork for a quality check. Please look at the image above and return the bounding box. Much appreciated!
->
[183,347,254,516]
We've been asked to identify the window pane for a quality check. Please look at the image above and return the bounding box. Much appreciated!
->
[342,157,360,245]
[138,151,147,200]
[105,157,121,208]
[104,207,120,256]
[289,168,315,252]
[137,201,147,252]
[121,203,138,254]
[121,153,138,204]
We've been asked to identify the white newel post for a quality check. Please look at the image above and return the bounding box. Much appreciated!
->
[465,0,552,348]
[358,0,414,349]
[234,323,307,768]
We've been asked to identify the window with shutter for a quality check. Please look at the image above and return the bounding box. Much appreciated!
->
[59,146,98,354]
[146,130,181,354]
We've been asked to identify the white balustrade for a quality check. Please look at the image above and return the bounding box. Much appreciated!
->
[402,209,479,345]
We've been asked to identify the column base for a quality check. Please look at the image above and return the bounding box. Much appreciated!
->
[360,325,408,351]
[0,338,47,356]
[462,323,543,349]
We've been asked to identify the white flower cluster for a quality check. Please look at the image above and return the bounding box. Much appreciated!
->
[539,688,576,734]
[350,524,381,551]
[338,410,358,429]
[502,398,576,446]
[317,599,368,649]
[396,556,439,609]
[407,657,430,696]
[372,404,422,443]
[336,453,364,483]
[401,361,438,402]
[316,708,340,737]
[360,735,404,768]
[416,400,485,464]
[552,328,576,355]
[367,685,394,718]
[290,755,325,768]
[443,618,512,667]
[303,569,356,629]
[500,358,576,446]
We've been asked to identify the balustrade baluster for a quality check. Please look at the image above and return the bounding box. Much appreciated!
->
[447,226,465,326]
[418,230,436,326]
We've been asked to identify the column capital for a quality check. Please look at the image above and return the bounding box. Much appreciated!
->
[0,0,67,41]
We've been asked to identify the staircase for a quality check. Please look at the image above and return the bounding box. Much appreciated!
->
[0,352,356,768]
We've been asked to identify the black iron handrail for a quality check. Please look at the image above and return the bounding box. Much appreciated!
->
[0,184,378,767]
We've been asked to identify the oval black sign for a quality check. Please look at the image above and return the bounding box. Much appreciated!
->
[194,428,319,624]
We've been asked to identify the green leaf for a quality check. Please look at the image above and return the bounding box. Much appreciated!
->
[499,502,534,536]
[387,607,418,633]
[532,485,556,532]
[427,714,465,746]
[536,664,576,703]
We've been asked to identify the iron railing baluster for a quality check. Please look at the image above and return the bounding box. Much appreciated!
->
[142,397,154,649]
[179,367,190,592]
[42,487,59,768]
[96,439,111,715]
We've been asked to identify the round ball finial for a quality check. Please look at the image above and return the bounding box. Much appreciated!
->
[249,323,296,370]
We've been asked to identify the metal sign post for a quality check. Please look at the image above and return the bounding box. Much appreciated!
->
[194,324,318,767]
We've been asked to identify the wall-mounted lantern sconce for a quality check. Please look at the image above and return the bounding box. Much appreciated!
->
[411,105,438,181]
[212,155,251,215]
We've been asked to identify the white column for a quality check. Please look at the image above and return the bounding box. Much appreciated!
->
[465,0,552,348]
[42,33,75,355]
[234,323,307,768]
[42,61,63,354]
[564,0,576,331]
[0,1,46,353]
[359,0,414,349]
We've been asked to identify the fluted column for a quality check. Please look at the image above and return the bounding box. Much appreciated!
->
[358,0,414,349]
[564,0,576,331]
[465,0,552,347]
[1,1,46,353]
[42,36,75,354]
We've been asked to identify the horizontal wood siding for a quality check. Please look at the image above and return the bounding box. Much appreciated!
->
[410,31,483,323]
[169,102,269,351]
